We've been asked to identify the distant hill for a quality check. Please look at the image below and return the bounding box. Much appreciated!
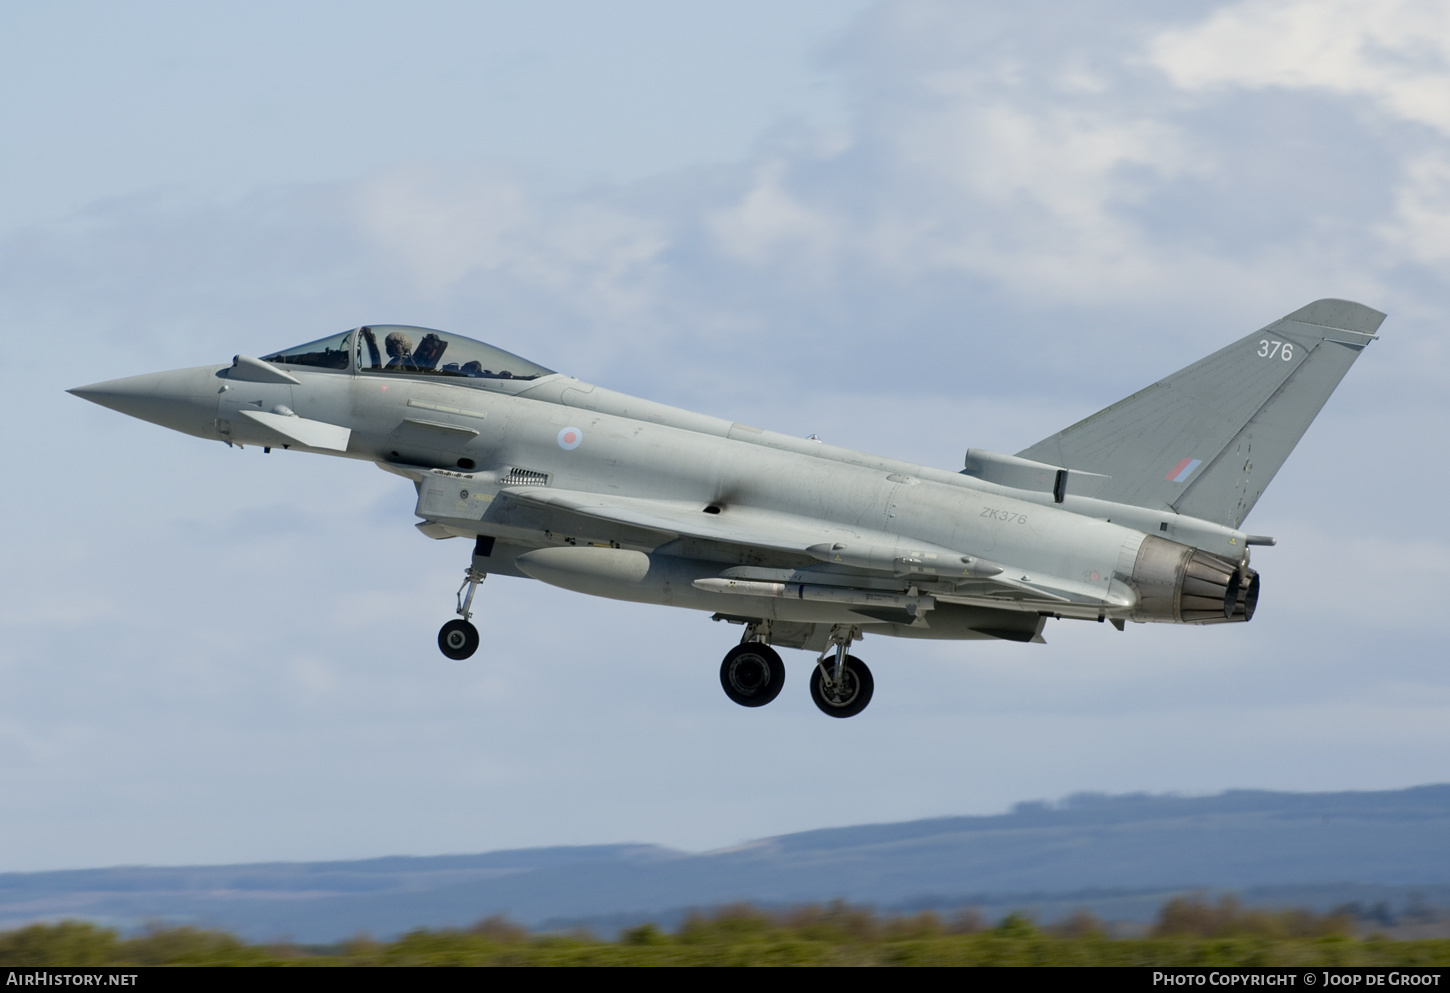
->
[4,785,1450,942]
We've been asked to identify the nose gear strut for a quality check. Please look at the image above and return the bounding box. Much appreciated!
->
[438,566,485,660]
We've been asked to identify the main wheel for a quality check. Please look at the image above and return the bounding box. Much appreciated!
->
[438,619,480,660]
[719,643,785,707]
[809,655,874,718]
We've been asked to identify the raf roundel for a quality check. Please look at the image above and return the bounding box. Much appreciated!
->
[557,426,583,451]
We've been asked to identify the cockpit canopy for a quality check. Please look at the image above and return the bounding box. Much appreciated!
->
[263,331,352,370]
[262,326,553,382]
[355,325,553,380]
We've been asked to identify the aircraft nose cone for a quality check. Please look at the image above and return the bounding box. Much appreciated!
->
[66,383,129,407]
[69,366,224,439]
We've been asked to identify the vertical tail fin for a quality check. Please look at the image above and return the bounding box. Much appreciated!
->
[1017,299,1384,528]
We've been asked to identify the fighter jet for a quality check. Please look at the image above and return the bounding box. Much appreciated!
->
[69,300,1382,718]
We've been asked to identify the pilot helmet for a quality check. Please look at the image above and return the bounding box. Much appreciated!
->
[384,331,414,359]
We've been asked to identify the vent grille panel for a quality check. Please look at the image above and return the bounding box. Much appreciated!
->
[503,467,550,486]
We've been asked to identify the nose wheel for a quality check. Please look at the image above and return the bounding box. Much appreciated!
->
[438,566,486,660]
[438,619,479,660]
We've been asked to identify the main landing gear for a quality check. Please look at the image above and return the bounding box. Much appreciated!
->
[718,624,874,718]
[438,566,485,660]
[720,641,786,707]
[809,634,874,719]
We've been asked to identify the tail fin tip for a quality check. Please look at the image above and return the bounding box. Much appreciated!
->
[1283,299,1386,337]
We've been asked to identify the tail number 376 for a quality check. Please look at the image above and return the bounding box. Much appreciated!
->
[1258,339,1294,360]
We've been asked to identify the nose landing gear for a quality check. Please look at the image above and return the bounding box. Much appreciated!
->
[438,567,485,660]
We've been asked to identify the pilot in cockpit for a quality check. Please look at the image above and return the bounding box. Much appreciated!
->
[384,331,415,369]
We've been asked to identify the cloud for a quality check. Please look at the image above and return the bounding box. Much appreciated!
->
[1381,151,1450,265]
[1148,0,1450,134]
[708,160,841,267]
[876,99,1203,297]
[354,165,668,314]
[1274,531,1450,622]
[317,0,1450,396]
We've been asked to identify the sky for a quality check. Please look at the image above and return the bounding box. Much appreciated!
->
[2,0,1448,874]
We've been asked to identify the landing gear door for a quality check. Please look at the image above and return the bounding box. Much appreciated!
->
[417,471,492,523]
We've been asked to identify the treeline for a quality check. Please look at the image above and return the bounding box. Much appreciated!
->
[2,897,1448,966]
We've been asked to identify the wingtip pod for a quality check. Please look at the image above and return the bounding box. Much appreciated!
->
[1282,299,1386,337]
